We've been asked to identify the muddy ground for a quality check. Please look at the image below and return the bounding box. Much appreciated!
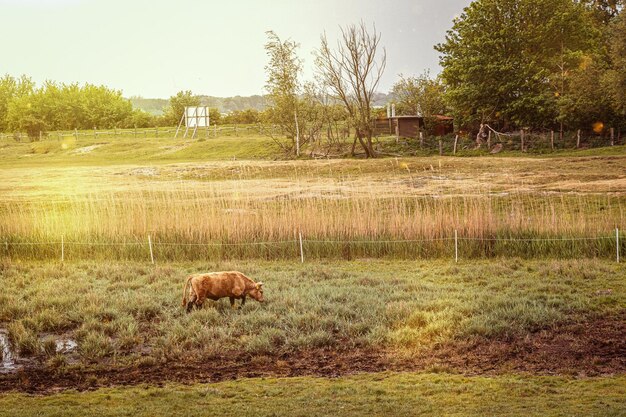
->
[1,315,624,394]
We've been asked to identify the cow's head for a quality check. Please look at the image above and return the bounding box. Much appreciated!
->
[248,281,264,302]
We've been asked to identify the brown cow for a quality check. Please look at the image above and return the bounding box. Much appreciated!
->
[181,271,264,313]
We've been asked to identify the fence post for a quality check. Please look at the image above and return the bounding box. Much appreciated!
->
[93,127,97,139]
[298,232,304,263]
[454,230,458,263]
[61,235,64,262]
[39,131,42,141]
[148,235,154,264]
[438,139,443,156]
[610,127,615,147]
[617,227,620,263]
[74,128,78,141]
[453,135,458,155]
[577,130,581,148]
[550,130,554,151]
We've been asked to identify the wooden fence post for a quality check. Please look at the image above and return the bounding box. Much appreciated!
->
[454,230,458,263]
[617,227,620,263]
[39,131,42,141]
[577,130,581,148]
[550,130,554,151]
[419,131,424,149]
[438,139,443,156]
[74,128,78,141]
[610,127,615,147]
[93,127,97,139]
[487,130,491,149]
[453,135,458,155]
[299,232,304,263]
[148,235,154,264]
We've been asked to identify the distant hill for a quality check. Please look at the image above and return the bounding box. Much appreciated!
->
[129,93,391,115]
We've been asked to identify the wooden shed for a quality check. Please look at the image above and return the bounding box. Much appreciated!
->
[372,114,454,138]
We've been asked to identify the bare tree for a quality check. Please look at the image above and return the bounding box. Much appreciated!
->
[315,22,386,158]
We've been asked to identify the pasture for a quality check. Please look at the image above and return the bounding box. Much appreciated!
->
[0,132,625,415]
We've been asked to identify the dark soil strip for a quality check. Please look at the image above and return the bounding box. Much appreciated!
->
[1,315,624,394]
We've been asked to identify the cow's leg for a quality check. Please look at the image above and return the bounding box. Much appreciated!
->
[186,293,198,313]
[195,291,206,310]
[239,295,246,309]
[229,297,236,309]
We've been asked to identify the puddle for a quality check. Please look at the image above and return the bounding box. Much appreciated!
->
[55,338,77,353]
[0,329,17,372]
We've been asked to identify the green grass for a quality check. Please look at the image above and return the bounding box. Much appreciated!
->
[0,259,622,364]
[0,132,280,168]
[1,372,624,416]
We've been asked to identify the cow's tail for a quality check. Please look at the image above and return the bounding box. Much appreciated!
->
[181,275,193,307]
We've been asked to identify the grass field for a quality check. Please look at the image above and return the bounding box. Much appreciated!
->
[1,131,625,415]
[1,133,625,260]
[2,373,625,417]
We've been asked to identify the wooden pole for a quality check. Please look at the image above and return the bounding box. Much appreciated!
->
[610,127,615,147]
[487,130,491,149]
[419,131,424,149]
[438,138,443,156]
[550,130,554,151]
[148,235,154,264]
[453,135,458,155]
[39,131,42,141]
[74,128,78,141]
[454,230,458,263]
[295,110,300,157]
[617,227,620,263]
[93,127,97,139]
[577,129,581,148]
[299,232,304,263]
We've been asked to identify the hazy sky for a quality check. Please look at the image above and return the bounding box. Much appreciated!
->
[0,0,471,98]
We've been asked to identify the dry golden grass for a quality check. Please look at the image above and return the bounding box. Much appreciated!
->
[1,155,624,259]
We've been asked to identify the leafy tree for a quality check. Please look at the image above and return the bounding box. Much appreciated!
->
[209,108,221,125]
[264,31,303,155]
[436,0,600,130]
[391,71,448,132]
[604,12,626,121]
[163,90,200,126]
[0,75,34,132]
[223,109,261,124]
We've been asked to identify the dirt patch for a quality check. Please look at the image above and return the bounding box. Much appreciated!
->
[1,315,623,394]
[420,313,626,376]
[71,144,104,154]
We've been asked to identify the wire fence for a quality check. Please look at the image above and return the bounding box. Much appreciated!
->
[1,229,622,263]
[0,124,268,142]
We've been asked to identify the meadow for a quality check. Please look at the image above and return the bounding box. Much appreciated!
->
[0,133,624,261]
[0,131,625,415]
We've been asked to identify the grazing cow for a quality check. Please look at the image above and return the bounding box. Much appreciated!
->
[181,271,264,313]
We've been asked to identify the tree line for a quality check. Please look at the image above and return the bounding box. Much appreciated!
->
[2,0,623,150]
[436,0,625,135]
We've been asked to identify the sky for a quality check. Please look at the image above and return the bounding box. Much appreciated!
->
[0,0,471,99]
